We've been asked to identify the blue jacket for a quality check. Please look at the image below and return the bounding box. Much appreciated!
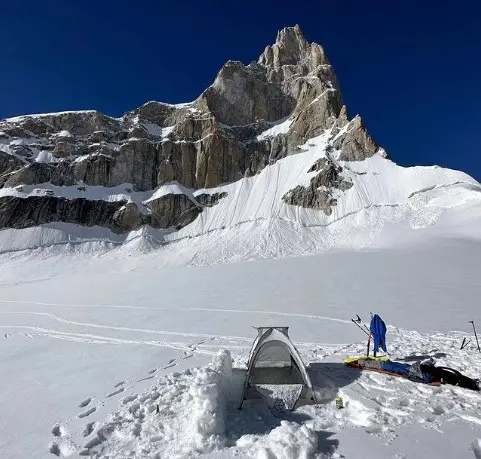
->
[370,314,387,354]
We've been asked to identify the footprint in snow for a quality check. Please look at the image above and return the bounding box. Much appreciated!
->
[149,435,163,443]
[83,435,103,450]
[148,368,157,374]
[78,407,96,419]
[472,439,481,459]
[137,375,155,382]
[122,395,137,404]
[49,443,61,457]
[78,398,92,408]
[431,404,445,415]
[365,424,383,435]
[107,388,124,398]
[163,358,177,369]
[83,422,97,437]
[51,425,65,437]
[114,381,125,388]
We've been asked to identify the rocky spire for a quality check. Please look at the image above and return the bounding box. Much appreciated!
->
[0,25,382,234]
[197,25,340,128]
[258,25,329,78]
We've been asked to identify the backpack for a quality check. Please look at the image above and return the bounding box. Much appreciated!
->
[421,364,480,391]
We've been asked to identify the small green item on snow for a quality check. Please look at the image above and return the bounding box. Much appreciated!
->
[335,396,344,409]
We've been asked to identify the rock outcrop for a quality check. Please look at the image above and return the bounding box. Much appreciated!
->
[146,194,201,230]
[0,25,383,234]
[195,192,228,207]
[283,157,353,215]
[0,196,127,232]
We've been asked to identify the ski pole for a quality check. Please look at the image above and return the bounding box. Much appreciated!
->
[355,315,371,335]
[469,320,481,352]
[352,315,373,357]
[461,337,472,350]
[351,318,370,336]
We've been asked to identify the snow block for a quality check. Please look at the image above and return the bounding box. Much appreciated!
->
[188,350,232,453]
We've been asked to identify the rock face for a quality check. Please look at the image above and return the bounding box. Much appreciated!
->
[283,156,353,215]
[0,25,383,234]
[146,194,201,230]
[0,196,127,233]
[195,192,228,207]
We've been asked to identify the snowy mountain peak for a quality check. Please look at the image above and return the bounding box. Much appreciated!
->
[0,26,480,256]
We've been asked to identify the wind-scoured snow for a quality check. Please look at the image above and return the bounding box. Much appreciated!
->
[144,181,199,205]
[177,132,480,237]
[256,117,293,140]
[3,110,102,123]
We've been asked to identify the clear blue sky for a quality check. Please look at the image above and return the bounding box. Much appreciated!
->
[1,1,480,179]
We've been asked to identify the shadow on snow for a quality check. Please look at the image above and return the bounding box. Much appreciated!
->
[226,362,361,456]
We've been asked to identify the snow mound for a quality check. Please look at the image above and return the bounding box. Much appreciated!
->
[61,351,233,458]
[236,421,318,459]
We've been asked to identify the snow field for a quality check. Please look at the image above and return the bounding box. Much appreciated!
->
[46,326,481,458]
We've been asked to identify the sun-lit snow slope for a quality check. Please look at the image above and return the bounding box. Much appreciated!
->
[1,129,480,258]
[176,132,480,235]
[1,241,481,458]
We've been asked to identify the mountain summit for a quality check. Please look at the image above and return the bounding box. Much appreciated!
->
[0,26,479,256]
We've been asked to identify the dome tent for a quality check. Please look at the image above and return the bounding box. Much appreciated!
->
[238,327,316,412]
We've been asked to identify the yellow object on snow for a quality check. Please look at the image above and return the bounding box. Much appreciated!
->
[344,355,389,364]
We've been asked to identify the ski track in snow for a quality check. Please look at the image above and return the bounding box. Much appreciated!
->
[0,300,352,325]
[0,304,353,357]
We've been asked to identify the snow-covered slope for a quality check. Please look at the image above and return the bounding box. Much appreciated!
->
[1,25,479,259]
[1,128,480,259]
[1,240,481,458]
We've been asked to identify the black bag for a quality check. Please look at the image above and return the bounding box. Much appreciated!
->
[421,364,479,391]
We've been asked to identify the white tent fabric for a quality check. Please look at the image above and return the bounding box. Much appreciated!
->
[239,327,315,411]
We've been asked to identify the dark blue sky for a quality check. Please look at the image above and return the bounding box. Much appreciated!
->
[1,1,480,179]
